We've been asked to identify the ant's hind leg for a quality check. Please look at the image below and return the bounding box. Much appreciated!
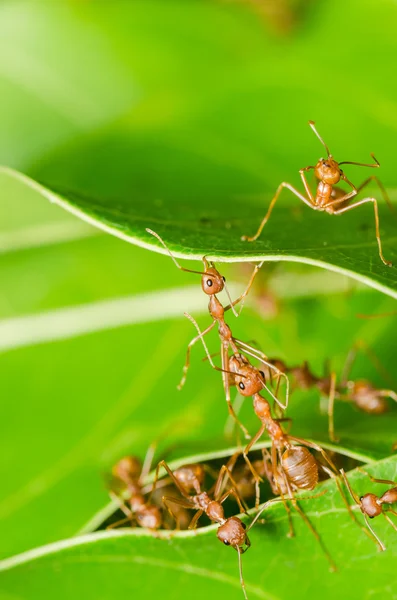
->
[333,197,392,267]
[178,319,216,390]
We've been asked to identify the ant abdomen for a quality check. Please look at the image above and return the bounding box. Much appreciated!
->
[281,446,318,491]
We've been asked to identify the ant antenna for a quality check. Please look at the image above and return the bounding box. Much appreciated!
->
[146,228,208,278]
[339,154,380,168]
[308,120,331,157]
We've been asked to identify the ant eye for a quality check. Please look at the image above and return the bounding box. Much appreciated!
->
[369,515,374,519]
[239,382,245,390]
[222,276,226,282]
[223,540,230,546]
[206,279,213,287]
[359,496,364,501]
[242,522,247,530]
[259,371,265,379]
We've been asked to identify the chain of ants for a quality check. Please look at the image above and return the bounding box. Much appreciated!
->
[108,122,397,598]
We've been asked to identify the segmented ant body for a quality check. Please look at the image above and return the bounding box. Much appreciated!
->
[228,354,368,568]
[242,120,393,267]
[341,468,397,551]
[146,228,289,438]
[152,460,253,598]
[108,451,163,531]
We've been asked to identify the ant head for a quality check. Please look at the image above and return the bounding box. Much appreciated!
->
[308,120,342,184]
[201,266,224,295]
[217,517,249,550]
[136,505,162,530]
[360,493,382,518]
[314,157,342,185]
[112,455,142,482]
[235,365,266,397]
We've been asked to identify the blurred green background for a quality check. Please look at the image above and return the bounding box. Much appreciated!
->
[0,1,397,599]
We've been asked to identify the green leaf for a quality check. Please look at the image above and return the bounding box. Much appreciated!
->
[1,170,396,560]
[4,167,397,299]
[1,457,397,600]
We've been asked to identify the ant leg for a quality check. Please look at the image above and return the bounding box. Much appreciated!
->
[363,513,386,551]
[273,447,294,538]
[357,467,397,487]
[243,425,267,508]
[339,473,385,558]
[188,509,204,530]
[146,229,209,277]
[107,515,134,530]
[219,488,249,515]
[178,318,216,390]
[321,466,372,541]
[163,495,193,530]
[221,344,251,440]
[383,512,397,533]
[241,182,314,242]
[215,464,246,506]
[327,372,338,442]
[224,261,264,316]
[109,490,133,519]
[355,174,396,216]
[280,456,336,570]
[339,469,362,506]
[333,197,392,267]
[151,460,192,502]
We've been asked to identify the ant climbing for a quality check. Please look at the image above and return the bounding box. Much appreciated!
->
[340,467,397,551]
[242,120,393,267]
[146,228,289,438]
[151,459,254,599]
[107,447,163,532]
[225,353,370,568]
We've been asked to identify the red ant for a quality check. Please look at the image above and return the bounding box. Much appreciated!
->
[229,353,371,568]
[151,459,259,598]
[340,467,397,551]
[242,120,393,267]
[146,228,289,438]
[107,447,163,532]
[265,344,397,442]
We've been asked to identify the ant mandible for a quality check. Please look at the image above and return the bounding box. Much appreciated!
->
[242,120,393,267]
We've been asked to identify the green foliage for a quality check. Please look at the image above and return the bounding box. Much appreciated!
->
[1,1,397,599]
